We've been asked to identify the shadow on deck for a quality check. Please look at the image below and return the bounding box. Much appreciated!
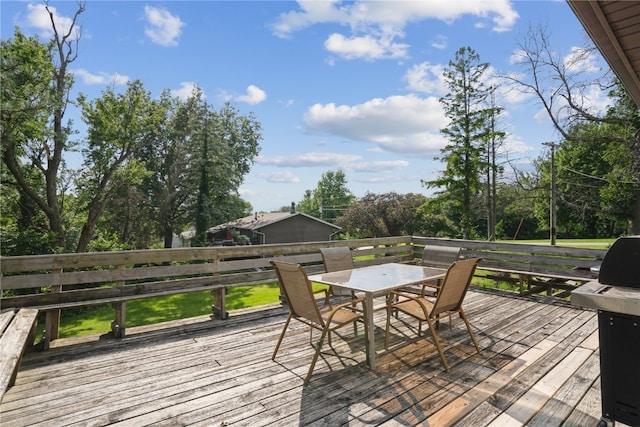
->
[1,288,609,426]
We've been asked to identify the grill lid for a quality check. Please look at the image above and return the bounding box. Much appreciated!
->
[599,236,640,288]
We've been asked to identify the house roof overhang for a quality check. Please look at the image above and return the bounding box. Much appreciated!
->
[568,1,640,106]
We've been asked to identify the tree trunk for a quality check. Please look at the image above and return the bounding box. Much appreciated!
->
[76,198,104,253]
[631,192,640,235]
[164,226,174,249]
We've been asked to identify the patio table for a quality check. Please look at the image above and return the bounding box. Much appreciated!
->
[309,263,446,370]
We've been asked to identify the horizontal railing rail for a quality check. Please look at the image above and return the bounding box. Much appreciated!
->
[412,236,606,297]
[1,236,413,347]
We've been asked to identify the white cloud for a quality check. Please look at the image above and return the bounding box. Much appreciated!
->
[236,85,267,105]
[259,152,362,168]
[279,99,295,108]
[350,160,409,173]
[143,5,184,47]
[25,3,79,40]
[73,69,129,86]
[404,62,447,96]
[324,33,408,60]
[171,82,200,101]
[262,171,301,183]
[563,46,600,73]
[258,153,410,174]
[273,1,518,37]
[303,94,448,155]
[271,0,350,38]
[431,35,447,50]
[272,0,518,61]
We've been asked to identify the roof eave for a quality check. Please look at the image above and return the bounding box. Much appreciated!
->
[568,0,640,106]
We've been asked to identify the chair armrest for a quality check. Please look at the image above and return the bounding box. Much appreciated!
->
[419,284,439,298]
[326,297,366,319]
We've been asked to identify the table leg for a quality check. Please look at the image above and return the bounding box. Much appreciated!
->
[365,292,376,370]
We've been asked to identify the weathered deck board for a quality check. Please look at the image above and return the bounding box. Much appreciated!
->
[0,288,621,426]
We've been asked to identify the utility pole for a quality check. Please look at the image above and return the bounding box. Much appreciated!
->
[543,142,557,245]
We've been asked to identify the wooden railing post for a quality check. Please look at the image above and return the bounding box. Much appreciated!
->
[211,288,228,320]
[111,264,126,338]
[210,254,228,320]
[44,267,63,350]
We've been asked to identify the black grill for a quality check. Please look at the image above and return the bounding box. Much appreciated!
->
[573,236,640,427]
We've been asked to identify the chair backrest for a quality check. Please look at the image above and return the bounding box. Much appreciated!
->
[320,247,355,272]
[431,258,482,317]
[271,261,323,325]
[320,247,355,296]
[421,245,461,269]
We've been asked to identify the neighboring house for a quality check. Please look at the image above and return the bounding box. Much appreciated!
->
[180,203,341,246]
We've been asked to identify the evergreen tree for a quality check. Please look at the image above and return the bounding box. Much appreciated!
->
[425,47,495,239]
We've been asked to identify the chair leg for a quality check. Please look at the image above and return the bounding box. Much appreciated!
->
[273,314,293,360]
[351,291,359,335]
[459,310,480,353]
[385,294,393,349]
[426,317,450,371]
[304,327,330,385]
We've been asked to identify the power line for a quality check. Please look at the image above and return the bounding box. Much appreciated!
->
[562,166,636,184]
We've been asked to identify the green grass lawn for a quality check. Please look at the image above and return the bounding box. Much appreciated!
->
[46,282,329,339]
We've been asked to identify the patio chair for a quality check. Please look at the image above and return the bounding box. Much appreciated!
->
[270,260,367,385]
[320,246,356,299]
[400,245,461,298]
[385,257,482,371]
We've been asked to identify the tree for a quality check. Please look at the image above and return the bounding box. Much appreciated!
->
[414,196,459,238]
[191,101,212,247]
[425,46,496,239]
[77,85,260,250]
[505,25,640,234]
[297,170,355,222]
[532,110,638,238]
[145,90,200,248]
[178,97,261,247]
[494,182,543,240]
[1,3,85,251]
[335,192,426,238]
[482,90,506,240]
[75,80,161,252]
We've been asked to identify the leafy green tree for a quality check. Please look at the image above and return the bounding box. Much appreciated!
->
[144,90,200,248]
[81,86,260,250]
[533,122,637,238]
[297,170,355,222]
[335,192,426,238]
[507,25,640,234]
[75,80,160,252]
[203,102,261,223]
[192,104,212,247]
[1,4,85,251]
[425,46,495,239]
[0,165,60,255]
[482,90,506,240]
[191,101,261,246]
[494,182,543,240]
[414,196,459,238]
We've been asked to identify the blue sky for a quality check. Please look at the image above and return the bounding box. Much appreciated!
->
[1,1,610,213]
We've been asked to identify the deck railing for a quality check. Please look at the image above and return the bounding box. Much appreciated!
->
[1,236,606,346]
[0,236,413,345]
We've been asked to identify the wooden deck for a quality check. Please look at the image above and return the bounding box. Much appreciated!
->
[0,288,613,426]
